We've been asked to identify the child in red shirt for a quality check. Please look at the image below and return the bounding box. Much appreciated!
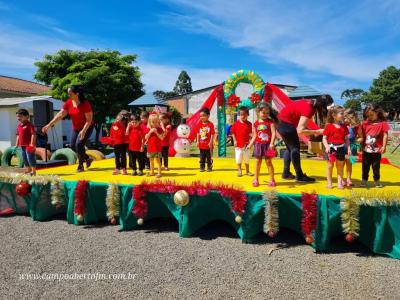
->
[194,108,215,172]
[160,112,172,170]
[110,110,129,175]
[360,104,390,188]
[247,103,277,187]
[126,115,145,176]
[231,106,253,177]
[343,109,363,187]
[322,106,351,189]
[140,111,150,170]
[15,109,37,175]
[144,112,165,178]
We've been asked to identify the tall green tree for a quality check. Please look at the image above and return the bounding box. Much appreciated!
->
[153,90,178,101]
[362,66,400,110]
[173,70,193,95]
[341,88,364,111]
[34,49,144,145]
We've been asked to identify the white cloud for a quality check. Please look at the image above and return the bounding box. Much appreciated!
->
[161,0,400,81]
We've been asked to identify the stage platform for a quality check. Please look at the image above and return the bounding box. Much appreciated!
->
[38,157,400,197]
[0,157,399,260]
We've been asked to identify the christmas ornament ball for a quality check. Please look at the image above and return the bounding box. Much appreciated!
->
[235,215,242,224]
[345,234,355,243]
[268,231,277,238]
[305,235,313,244]
[173,190,190,206]
[77,214,84,223]
[137,218,144,225]
[15,183,31,196]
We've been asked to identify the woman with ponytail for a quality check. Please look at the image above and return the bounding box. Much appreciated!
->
[277,95,333,182]
[42,85,94,172]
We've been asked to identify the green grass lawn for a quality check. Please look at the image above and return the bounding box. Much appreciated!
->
[385,145,400,167]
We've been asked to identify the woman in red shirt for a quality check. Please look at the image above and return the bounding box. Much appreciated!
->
[277,95,333,182]
[42,85,94,172]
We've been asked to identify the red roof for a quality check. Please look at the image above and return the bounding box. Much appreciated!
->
[0,76,50,95]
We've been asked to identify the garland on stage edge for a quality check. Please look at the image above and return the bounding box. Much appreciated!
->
[50,179,65,208]
[106,183,120,225]
[132,180,247,224]
[74,180,89,223]
[301,192,318,244]
[0,172,61,185]
[341,190,400,242]
[263,190,279,238]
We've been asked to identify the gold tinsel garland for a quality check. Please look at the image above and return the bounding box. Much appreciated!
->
[50,179,65,208]
[106,183,120,224]
[341,190,400,238]
[263,190,279,237]
[341,196,360,237]
[0,172,65,207]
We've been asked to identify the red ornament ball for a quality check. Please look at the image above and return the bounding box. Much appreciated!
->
[15,183,31,196]
[305,235,314,244]
[268,231,277,238]
[345,234,355,243]
[110,218,117,225]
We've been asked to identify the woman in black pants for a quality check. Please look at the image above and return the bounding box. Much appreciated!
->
[277,95,333,182]
[43,85,94,172]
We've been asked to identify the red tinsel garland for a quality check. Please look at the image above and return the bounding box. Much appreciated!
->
[263,84,273,103]
[74,180,89,217]
[250,93,261,105]
[227,94,240,107]
[301,192,318,239]
[216,85,224,108]
[131,180,247,219]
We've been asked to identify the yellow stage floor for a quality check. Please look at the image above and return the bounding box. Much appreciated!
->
[38,157,399,197]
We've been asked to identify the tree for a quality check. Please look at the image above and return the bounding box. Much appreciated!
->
[34,49,144,145]
[362,66,400,110]
[173,70,193,95]
[153,90,178,101]
[341,88,364,111]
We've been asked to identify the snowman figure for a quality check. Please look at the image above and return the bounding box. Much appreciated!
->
[174,120,191,157]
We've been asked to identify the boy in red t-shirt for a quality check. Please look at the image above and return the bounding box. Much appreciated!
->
[110,110,129,175]
[126,115,145,176]
[15,109,37,175]
[195,108,215,172]
[231,106,253,177]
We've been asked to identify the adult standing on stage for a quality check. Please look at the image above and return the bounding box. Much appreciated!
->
[277,95,333,182]
[42,85,94,172]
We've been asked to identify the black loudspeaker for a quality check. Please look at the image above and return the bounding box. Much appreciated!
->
[33,100,53,128]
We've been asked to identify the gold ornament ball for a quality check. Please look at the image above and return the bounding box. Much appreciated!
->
[77,214,84,223]
[137,218,144,225]
[235,215,242,224]
[174,190,190,207]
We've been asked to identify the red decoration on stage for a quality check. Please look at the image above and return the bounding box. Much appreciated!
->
[250,93,261,105]
[345,233,355,243]
[216,84,224,108]
[263,84,273,103]
[227,94,240,108]
[131,180,247,219]
[15,182,31,196]
[301,192,318,243]
[74,180,89,220]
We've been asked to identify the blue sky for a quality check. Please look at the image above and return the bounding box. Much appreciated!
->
[1,0,400,102]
